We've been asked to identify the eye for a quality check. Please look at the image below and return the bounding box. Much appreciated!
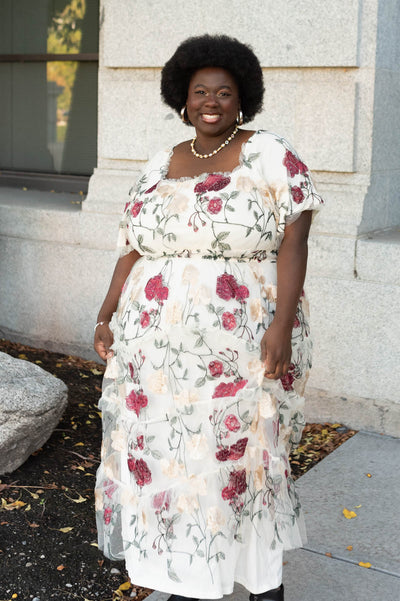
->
[218,91,231,97]
[195,90,206,95]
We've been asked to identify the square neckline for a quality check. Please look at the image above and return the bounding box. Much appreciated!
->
[160,130,259,184]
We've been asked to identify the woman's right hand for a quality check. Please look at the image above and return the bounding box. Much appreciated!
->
[94,322,114,362]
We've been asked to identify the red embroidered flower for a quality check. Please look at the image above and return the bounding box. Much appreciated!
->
[222,468,247,500]
[224,414,240,432]
[216,437,248,462]
[136,435,144,450]
[216,273,238,300]
[235,285,249,301]
[145,274,169,302]
[194,174,231,194]
[283,150,308,177]
[140,311,150,327]
[126,389,148,416]
[207,197,223,214]
[293,315,300,328]
[222,312,236,330]
[215,447,231,462]
[128,362,135,378]
[131,201,143,217]
[212,379,247,399]
[103,506,112,525]
[145,182,159,194]
[280,372,294,391]
[127,456,152,487]
[291,185,305,204]
[208,360,224,378]
[228,437,248,460]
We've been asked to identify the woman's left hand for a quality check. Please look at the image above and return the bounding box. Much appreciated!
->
[260,320,292,380]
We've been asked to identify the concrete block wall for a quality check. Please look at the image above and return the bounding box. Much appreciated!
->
[1,0,399,436]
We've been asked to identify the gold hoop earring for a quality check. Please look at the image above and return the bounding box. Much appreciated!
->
[236,110,244,126]
[180,106,189,124]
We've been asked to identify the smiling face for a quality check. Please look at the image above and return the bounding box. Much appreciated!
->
[186,67,240,138]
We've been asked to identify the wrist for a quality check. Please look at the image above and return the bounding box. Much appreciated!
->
[94,320,110,332]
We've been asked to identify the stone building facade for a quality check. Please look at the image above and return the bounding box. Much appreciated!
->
[0,0,399,435]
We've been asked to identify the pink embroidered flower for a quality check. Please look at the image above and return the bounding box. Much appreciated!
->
[131,201,143,217]
[140,311,150,327]
[136,435,144,450]
[103,506,112,525]
[145,182,159,194]
[291,185,305,204]
[235,285,249,301]
[208,360,224,378]
[224,414,241,432]
[152,490,170,511]
[212,379,247,399]
[128,362,135,378]
[194,174,231,194]
[126,389,148,416]
[104,479,118,499]
[216,273,238,300]
[280,372,294,391]
[127,456,152,487]
[222,312,236,330]
[283,150,308,177]
[222,468,247,500]
[207,197,223,214]
[293,315,300,328]
[145,274,169,303]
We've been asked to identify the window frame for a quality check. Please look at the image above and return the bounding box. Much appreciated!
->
[0,52,99,194]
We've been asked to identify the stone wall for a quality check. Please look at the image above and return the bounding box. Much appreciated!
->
[0,0,399,435]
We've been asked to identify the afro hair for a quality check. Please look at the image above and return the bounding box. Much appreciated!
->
[161,34,264,124]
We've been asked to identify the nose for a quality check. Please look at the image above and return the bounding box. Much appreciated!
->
[205,93,218,106]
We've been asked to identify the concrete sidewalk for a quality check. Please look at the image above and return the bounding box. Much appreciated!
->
[148,431,400,601]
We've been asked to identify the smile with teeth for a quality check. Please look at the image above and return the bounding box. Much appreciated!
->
[201,114,221,123]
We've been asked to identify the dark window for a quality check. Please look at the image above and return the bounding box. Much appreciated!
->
[0,0,99,192]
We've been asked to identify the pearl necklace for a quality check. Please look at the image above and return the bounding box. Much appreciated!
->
[190,125,239,159]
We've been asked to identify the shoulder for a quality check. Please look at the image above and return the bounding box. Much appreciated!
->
[248,130,292,153]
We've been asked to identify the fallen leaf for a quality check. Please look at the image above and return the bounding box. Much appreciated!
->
[74,442,85,447]
[58,526,74,533]
[118,581,131,591]
[325,552,332,557]
[56,363,62,367]
[367,473,372,478]
[57,564,65,571]
[64,492,87,504]
[98,559,104,567]
[359,561,371,568]
[29,522,40,528]
[354,504,362,508]
[24,504,31,511]
[343,508,357,519]
[346,545,353,551]
[18,353,28,359]
[91,368,103,375]
[90,542,98,547]
[80,373,89,378]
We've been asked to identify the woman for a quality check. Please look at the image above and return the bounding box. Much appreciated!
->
[94,34,323,601]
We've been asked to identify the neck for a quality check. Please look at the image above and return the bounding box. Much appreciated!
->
[194,125,238,154]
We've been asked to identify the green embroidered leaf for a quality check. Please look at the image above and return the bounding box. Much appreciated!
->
[195,377,205,388]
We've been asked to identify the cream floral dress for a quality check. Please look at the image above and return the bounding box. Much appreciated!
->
[95,130,324,597]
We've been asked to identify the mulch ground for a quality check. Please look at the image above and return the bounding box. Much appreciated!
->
[0,339,356,601]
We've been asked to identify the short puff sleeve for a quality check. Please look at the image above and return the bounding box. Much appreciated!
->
[116,150,168,257]
[258,132,324,236]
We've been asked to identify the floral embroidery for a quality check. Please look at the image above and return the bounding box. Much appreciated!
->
[95,131,324,588]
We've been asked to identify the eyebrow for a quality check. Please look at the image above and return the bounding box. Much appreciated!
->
[193,83,233,90]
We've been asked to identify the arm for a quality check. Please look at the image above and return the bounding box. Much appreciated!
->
[94,249,142,361]
[261,210,312,379]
